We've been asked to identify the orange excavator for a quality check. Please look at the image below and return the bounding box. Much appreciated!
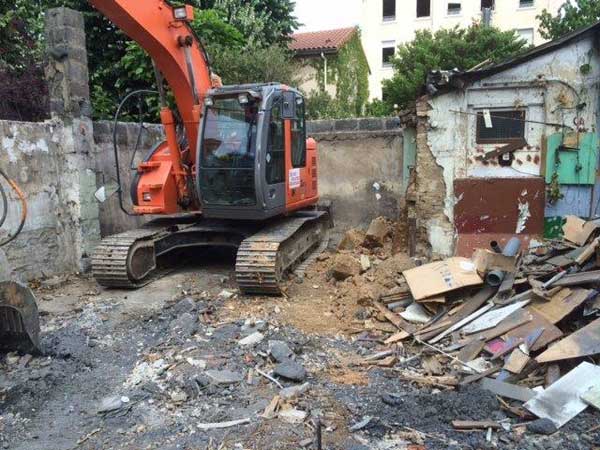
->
[90,0,330,294]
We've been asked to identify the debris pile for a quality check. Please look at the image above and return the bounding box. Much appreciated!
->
[330,216,600,437]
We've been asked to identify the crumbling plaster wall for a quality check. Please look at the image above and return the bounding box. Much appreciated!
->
[417,33,600,256]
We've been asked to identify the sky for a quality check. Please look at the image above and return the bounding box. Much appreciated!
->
[294,0,362,32]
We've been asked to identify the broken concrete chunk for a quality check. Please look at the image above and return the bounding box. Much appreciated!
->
[97,396,124,414]
[170,312,198,337]
[279,382,310,400]
[172,297,196,315]
[273,360,307,382]
[337,228,366,251]
[238,332,264,347]
[363,217,390,248]
[359,255,371,273]
[268,340,294,363]
[526,418,558,435]
[205,369,244,385]
[278,408,307,424]
[331,254,361,281]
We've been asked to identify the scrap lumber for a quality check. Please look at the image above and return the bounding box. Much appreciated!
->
[503,309,563,352]
[460,309,532,349]
[480,378,535,402]
[457,340,486,363]
[429,302,494,344]
[536,316,600,363]
[396,371,459,388]
[525,362,600,428]
[373,300,417,334]
[452,420,501,430]
[553,270,600,288]
[575,238,600,265]
[460,366,501,386]
[384,331,410,344]
[562,215,600,246]
[545,364,560,387]
[503,349,530,374]
[419,287,497,342]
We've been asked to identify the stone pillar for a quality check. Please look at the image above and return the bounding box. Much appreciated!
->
[45,7,91,119]
[44,7,100,271]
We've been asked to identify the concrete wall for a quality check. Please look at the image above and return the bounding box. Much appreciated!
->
[308,118,403,239]
[360,0,563,99]
[415,32,600,256]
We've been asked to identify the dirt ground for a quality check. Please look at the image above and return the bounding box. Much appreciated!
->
[1,248,599,450]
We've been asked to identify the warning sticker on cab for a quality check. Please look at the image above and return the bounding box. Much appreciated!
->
[289,168,301,189]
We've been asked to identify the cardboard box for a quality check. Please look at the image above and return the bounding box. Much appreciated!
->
[472,248,516,275]
[402,257,483,300]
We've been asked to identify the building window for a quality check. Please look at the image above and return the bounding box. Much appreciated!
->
[476,110,526,144]
[416,0,431,18]
[481,0,494,9]
[382,41,395,67]
[519,0,534,7]
[516,28,534,45]
[448,2,462,15]
[383,0,396,21]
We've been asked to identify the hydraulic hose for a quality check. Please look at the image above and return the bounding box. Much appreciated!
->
[0,168,27,247]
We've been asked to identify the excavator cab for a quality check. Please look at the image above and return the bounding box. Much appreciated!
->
[197,84,318,220]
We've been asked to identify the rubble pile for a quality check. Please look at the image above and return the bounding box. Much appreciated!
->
[341,215,600,438]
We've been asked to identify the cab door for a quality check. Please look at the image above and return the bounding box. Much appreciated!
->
[262,96,286,212]
[284,95,309,210]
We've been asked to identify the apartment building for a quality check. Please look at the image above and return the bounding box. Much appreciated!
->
[360,0,564,100]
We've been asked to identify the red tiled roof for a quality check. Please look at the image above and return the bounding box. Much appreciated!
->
[289,27,357,55]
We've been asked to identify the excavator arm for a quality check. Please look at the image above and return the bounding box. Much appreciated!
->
[89,0,213,150]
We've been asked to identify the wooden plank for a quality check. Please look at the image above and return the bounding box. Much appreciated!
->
[553,270,600,288]
[462,300,530,334]
[459,366,501,386]
[531,288,590,324]
[419,287,497,341]
[545,364,561,388]
[384,331,410,344]
[503,349,530,374]
[536,316,600,363]
[503,308,563,352]
[457,339,486,363]
[467,309,532,344]
[372,301,417,334]
[481,378,535,402]
[452,420,501,430]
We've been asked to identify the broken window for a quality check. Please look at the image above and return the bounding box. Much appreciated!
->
[448,2,462,15]
[416,0,431,18]
[382,41,395,66]
[476,110,526,144]
[481,0,494,9]
[383,0,396,21]
[519,0,534,7]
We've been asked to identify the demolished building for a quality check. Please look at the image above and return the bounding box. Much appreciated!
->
[406,22,600,257]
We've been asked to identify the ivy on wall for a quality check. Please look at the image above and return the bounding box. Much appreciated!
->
[305,31,370,119]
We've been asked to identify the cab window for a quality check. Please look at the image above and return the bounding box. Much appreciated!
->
[266,102,285,184]
[291,99,306,168]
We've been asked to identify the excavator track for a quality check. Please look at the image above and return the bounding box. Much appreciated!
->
[236,211,330,295]
[92,227,169,289]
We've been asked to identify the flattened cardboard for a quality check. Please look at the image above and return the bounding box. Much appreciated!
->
[536,317,600,363]
[563,215,600,246]
[531,288,590,325]
[403,258,483,301]
[525,362,600,428]
[472,248,517,274]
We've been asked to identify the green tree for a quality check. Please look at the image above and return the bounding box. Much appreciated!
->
[383,24,527,109]
[538,0,600,40]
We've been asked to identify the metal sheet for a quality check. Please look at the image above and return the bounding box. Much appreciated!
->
[525,362,600,428]
[454,178,545,257]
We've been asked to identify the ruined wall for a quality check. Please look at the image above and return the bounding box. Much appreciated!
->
[417,33,600,256]
[92,121,164,237]
[308,118,403,240]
